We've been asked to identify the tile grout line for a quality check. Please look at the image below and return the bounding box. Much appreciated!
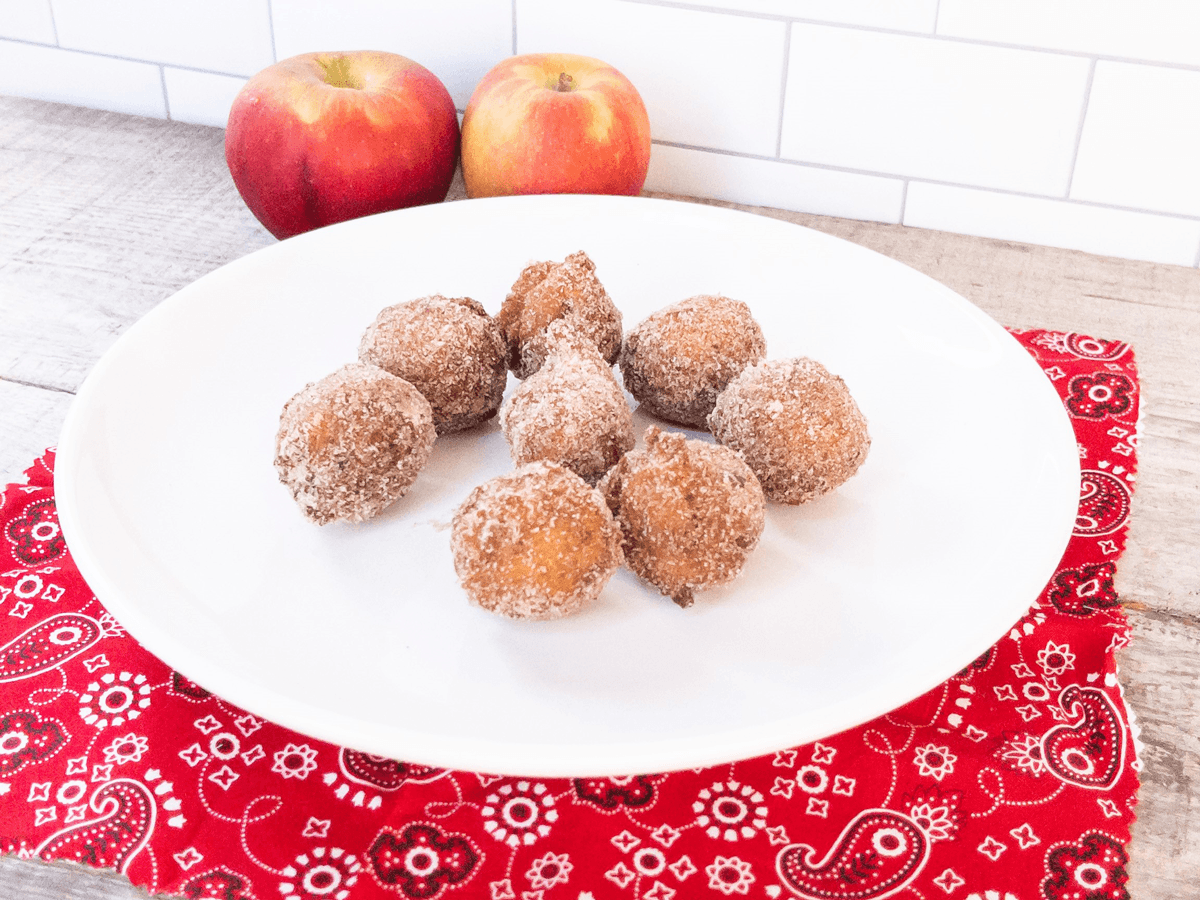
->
[1064,59,1098,199]
[652,138,1200,224]
[512,0,519,55]
[1192,240,1200,269]
[898,180,910,224]
[932,0,942,34]
[46,0,60,46]
[159,65,171,121]
[6,9,1200,80]
[774,21,791,159]
[2,16,1200,84]
[0,36,250,80]
[614,0,1200,74]
[267,0,278,63]
[4,18,1200,84]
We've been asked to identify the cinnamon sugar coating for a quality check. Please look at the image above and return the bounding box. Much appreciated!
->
[708,357,870,504]
[358,294,507,435]
[451,461,624,620]
[497,251,623,380]
[274,362,437,524]
[500,321,635,482]
[597,426,765,608]
[620,295,766,429]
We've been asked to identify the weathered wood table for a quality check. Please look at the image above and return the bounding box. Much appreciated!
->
[1,95,1196,898]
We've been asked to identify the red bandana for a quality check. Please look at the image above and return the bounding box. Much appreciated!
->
[0,329,1139,900]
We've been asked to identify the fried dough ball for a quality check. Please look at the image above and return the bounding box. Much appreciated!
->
[708,357,870,504]
[620,295,766,428]
[598,426,765,608]
[358,294,507,435]
[274,362,436,524]
[451,461,623,620]
[500,321,635,482]
[497,250,622,379]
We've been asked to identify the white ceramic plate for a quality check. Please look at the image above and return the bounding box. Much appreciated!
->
[55,195,1079,777]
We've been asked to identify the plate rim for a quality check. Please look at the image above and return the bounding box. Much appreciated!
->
[53,193,1081,776]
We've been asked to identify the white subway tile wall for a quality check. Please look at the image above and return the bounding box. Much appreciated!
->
[905,182,1200,267]
[937,0,1200,68]
[518,0,787,157]
[1070,62,1200,220]
[2,0,1198,266]
[684,0,939,33]
[779,25,1091,195]
[272,0,513,109]
[0,39,166,118]
[0,0,56,44]
[163,68,248,128]
[52,0,274,76]
[646,144,906,224]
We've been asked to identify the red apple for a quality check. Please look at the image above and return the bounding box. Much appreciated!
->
[461,53,651,198]
[226,51,460,240]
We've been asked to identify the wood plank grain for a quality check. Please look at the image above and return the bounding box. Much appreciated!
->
[0,857,148,899]
[1118,610,1200,899]
[0,380,72,487]
[0,96,275,394]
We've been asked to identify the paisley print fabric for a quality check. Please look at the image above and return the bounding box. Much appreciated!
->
[0,331,1140,899]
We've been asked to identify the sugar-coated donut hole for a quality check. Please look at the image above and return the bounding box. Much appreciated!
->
[496,250,623,380]
[598,426,766,607]
[450,461,624,620]
[708,357,870,504]
[620,294,766,429]
[358,294,507,435]
[274,362,437,525]
[500,320,635,483]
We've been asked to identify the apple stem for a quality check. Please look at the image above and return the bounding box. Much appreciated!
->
[556,72,574,92]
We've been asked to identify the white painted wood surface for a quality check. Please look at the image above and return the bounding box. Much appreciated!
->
[0,94,1197,898]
